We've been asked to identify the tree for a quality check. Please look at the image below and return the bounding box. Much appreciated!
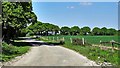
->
[2,2,37,43]
[70,26,80,35]
[27,21,60,36]
[101,27,107,35]
[92,27,101,35]
[53,25,60,35]
[27,21,42,35]
[60,26,70,35]
[81,26,91,35]
[118,30,120,36]
[106,28,117,35]
[0,5,1,39]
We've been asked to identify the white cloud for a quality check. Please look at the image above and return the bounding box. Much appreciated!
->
[70,6,75,8]
[67,6,75,9]
[79,2,93,6]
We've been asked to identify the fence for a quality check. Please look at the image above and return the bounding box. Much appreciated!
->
[100,40,120,50]
[44,36,119,48]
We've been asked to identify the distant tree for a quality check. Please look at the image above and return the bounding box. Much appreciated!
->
[92,27,101,35]
[118,30,120,36]
[27,21,42,35]
[106,28,117,35]
[81,26,91,35]
[53,25,60,35]
[101,27,107,35]
[27,21,60,36]
[60,26,70,35]
[70,26,80,35]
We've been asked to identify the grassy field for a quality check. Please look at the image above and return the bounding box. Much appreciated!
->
[43,35,119,46]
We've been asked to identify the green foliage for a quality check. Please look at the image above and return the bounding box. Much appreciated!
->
[2,2,37,42]
[63,44,118,66]
[107,28,117,35]
[1,42,30,62]
[81,26,91,35]
[70,26,80,35]
[101,27,107,35]
[92,27,101,35]
[27,21,60,36]
[60,26,70,35]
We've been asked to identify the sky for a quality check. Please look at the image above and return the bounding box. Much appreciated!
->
[32,2,118,29]
[32,0,119,2]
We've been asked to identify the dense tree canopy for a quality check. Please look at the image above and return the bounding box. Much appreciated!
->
[101,27,107,35]
[70,26,80,35]
[92,27,101,35]
[81,26,91,35]
[106,28,117,35]
[27,22,118,36]
[2,2,37,43]
[60,26,70,35]
[27,21,60,36]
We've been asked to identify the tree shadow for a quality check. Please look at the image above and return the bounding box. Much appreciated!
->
[10,41,64,46]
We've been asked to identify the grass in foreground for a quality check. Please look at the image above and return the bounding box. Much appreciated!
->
[62,44,119,66]
[1,42,30,62]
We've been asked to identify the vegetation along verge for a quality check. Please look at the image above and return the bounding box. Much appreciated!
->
[1,42,30,62]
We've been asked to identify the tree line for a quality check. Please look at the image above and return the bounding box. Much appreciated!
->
[27,21,119,36]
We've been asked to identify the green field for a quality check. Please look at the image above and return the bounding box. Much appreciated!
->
[43,35,119,46]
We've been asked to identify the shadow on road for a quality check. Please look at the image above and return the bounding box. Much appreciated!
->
[11,37,64,46]
[11,42,63,46]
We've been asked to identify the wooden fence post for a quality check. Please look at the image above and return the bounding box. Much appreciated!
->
[82,38,85,45]
[63,37,64,41]
[47,37,48,40]
[53,37,54,41]
[70,38,72,43]
[99,40,102,47]
[111,40,114,52]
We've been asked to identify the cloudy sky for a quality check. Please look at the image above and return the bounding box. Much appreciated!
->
[32,2,118,29]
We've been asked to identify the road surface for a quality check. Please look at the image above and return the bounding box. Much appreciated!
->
[6,45,98,66]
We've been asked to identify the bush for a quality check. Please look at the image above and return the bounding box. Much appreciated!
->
[1,42,30,62]
[72,38,84,45]
[2,42,18,55]
[59,40,65,45]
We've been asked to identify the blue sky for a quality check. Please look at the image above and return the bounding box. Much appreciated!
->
[32,2,118,29]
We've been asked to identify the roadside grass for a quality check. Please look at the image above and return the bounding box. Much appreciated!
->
[1,42,30,62]
[62,44,119,66]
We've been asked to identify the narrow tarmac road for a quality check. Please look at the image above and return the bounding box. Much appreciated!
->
[7,45,98,66]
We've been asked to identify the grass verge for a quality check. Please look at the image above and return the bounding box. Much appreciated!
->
[0,42,30,62]
[62,44,119,66]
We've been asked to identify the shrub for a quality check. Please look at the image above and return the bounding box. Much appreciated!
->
[2,42,18,55]
[72,38,84,45]
[59,40,65,45]
[2,42,30,62]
